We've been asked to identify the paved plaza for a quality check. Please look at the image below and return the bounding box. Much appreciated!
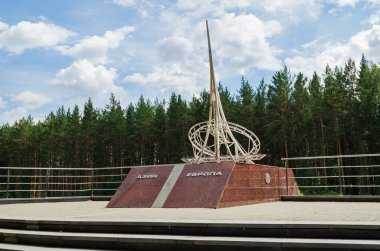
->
[0,200,379,222]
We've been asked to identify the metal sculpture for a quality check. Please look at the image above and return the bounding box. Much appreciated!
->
[182,21,265,164]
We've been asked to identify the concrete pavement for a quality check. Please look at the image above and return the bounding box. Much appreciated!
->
[0,200,379,250]
[0,200,379,222]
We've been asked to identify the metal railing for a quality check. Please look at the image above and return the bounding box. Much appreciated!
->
[1,154,380,199]
[0,166,133,199]
[282,154,380,196]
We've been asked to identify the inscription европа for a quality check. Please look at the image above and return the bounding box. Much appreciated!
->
[186,171,222,177]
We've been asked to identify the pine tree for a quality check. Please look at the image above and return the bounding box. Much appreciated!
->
[103,94,126,167]
[252,79,268,163]
[357,55,380,153]
[290,72,310,157]
[66,105,81,169]
[135,95,154,165]
[188,90,209,125]
[152,100,167,164]
[267,66,292,163]
[125,103,137,165]
[237,76,254,130]
[219,82,236,122]
[166,93,191,163]
[82,98,98,169]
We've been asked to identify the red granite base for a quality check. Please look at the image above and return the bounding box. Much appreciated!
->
[106,165,174,208]
[217,163,299,208]
[163,162,235,208]
[107,162,299,208]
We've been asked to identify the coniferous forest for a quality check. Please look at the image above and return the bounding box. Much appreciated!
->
[0,56,380,172]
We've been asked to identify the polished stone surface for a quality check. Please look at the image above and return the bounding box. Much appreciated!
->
[107,162,299,208]
[163,162,235,208]
[106,165,174,208]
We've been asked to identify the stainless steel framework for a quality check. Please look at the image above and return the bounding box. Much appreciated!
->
[182,21,265,164]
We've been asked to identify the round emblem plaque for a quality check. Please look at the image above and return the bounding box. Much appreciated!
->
[265,173,271,184]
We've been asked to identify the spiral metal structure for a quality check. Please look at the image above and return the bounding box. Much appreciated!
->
[182,21,265,164]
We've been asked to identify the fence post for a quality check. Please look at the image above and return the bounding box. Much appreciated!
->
[45,169,49,198]
[6,168,10,199]
[91,169,94,197]
[285,160,289,195]
[337,158,343,196]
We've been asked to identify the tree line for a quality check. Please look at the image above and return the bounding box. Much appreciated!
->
[0,55,379,173]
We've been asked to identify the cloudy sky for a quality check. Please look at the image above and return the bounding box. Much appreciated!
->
[0,0,379,125]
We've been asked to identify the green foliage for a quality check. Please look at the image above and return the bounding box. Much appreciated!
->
[166,93,191,163]
[267,66,292,163]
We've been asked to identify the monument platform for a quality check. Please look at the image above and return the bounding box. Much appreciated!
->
[107,162,299,208]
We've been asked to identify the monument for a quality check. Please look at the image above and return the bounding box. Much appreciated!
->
[107,21,298,209]
[181,21,265,165]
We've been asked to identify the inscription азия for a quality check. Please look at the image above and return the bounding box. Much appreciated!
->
[137,174,157,179]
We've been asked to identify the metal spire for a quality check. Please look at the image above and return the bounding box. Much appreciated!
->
[182,21,265,164]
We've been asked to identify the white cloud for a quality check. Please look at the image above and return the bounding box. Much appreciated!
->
[52,59,124,97]
[113,0,135,7]
[256,0,323,22]
[0,97,5,109]
[176,0,251,11]
[13,91,52,109]
[176,0,200,10]
[125,12,282,99]
[263,20,283,37]
[124,63,204,98]
[38,16,48,21]
[368,0,380,6]
[366,10,380,25]
[174,0,324,23]
[328,0,357,7]
[157,36,193,62]
[285,24,380,76]
[0,21,74,54]
[112,0,159,18]
[175,0,221,18]
[0,92,52,124]
[57,26,135,64]
[1,107,28,124]
[327,0,357,14]
[0,21,8,31]
[127,7,283,99]
[219,0,252,9]
[210,14,281,72]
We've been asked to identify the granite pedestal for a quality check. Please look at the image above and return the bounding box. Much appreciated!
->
[107,162,298,208]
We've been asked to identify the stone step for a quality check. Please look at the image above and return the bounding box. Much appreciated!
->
[0,228,380,251]
[0,218,379,240]
[282,195,380,202]
[0,242,98,251]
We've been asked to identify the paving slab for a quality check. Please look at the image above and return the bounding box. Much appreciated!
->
[0,201,378,223]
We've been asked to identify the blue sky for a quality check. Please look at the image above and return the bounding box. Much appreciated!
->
[0,0,379,125]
